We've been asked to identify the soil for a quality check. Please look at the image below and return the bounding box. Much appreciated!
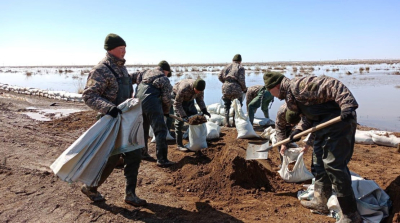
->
[188,114,207,125]
[0,90,399,223]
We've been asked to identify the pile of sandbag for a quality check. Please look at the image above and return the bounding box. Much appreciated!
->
[355,130,400,147]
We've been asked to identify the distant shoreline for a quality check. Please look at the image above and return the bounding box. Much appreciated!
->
[1,59,400,68]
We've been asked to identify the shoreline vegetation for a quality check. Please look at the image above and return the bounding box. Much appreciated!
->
[1,59,400,68]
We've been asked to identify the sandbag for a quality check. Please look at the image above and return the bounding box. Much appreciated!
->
[232,99,259,139]
[150,117,175,142]
[185,123,207,151]
[355,130,374,145]
[260,126,276,140]
[50,98,144,187]
[207,103,222,114]
[253,117,275,126]
[206,121,220,140]
[278,152,314,183]
[206,113,224,126]
[370,131,400,147]
[285,147,302,163]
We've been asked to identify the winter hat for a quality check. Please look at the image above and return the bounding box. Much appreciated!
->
[232,54,242,62]
[194,79,206,91]
[104,33,126,51]
[158,60,171,72]
[263,71,285,89]
[285,109,301,125]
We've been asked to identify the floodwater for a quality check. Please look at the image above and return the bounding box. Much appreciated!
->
[0,64,399,131]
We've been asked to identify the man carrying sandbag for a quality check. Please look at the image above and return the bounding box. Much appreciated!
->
[136,60,175,167]
[172,78,211,151]
[264,71,361,223]
[81,33,146,206]
[218,54,247,127]
[246,85,274,125]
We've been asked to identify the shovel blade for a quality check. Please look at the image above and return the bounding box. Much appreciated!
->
[246,141,269,160]
[256,145,273,152]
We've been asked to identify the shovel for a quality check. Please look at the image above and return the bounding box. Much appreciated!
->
[256,116,342,152]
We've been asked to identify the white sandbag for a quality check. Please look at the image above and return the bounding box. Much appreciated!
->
[285,147,302,163]
[355,130,374,145]
[370,131,400,147]
[232,99,259,139]
[150,117,175,143]
[207,103,221,114]
[185,123,207,151]
[221,116,234,126]
[253,117,275,126]
[278,152,314,183]
[50,98,143,187]
[206,121,220,140]
[207,113,224,126]
[218,107,234,117]
[260,126,276,140]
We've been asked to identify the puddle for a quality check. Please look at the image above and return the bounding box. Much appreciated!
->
[23,108,83,121]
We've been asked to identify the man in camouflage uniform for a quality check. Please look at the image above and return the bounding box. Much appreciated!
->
[81,33,146,206]
[218,54,247,127]
[246,85,274,125]
[130,70,148,97]
[264,71,361,223]
[136,60,175,167]
[172,79,211,151]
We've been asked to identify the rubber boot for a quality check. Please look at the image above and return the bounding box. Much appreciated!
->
[176,133,188,152]
[224,111,231,127]
[337,195,362,223]
[125,191,147,207]
[300,182,332,214]
[81,184,105,202]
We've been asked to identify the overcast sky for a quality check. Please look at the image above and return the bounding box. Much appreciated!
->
[1,0,400,66]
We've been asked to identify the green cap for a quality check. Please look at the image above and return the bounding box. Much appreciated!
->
[104,33,126,51]
[158,60,171,72]
[263,71,285,89]
[194,79,206,91]
[285,109,301,124]
[232,54,242,62]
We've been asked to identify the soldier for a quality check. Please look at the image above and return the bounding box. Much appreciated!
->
[264,71,361,223]
[136,60,175,167]
[81,33,146,206]
[130,69,148,97]
[172,78,211,151]
[246,85,274,125]
[218,54,247,127]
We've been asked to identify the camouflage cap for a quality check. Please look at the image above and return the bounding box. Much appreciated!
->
[232,54,242,62]
[263,71,285,89]
[285,109,301,125]
[194,79,206,91]
[104,33,126,51]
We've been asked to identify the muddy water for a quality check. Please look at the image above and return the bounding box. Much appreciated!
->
[0,64,399,131]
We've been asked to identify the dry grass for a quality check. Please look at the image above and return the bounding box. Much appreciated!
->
[393,71,400,75]
[346,71,352,75]
[25,71,32,76]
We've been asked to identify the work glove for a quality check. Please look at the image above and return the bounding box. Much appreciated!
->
[106,106,122,118]
[201,108,211,118]
[164,113,170,118]
[182,116,189,123]
[341,107,356,121]
[289,129,302,142]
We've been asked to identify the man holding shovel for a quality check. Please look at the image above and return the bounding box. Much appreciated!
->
[218,54,247,127]
[172,78,210,151]
[264,71,361,223]
[136,60,175,167]
[81,33,146,206]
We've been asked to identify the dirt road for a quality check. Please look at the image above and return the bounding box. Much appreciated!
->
[0,90,399,223]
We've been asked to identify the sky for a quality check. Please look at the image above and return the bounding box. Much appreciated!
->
[1,0,400,66]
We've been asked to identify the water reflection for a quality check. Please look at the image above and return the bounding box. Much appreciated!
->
[0,64,399,131]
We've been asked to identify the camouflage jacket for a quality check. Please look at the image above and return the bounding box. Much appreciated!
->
[218,62,246,100]
[141,66,173,114]
[279,75,358,133]
[245,85,264,108]
[275,103,314,146]
[173,79,206,118]
[82,53,135,114]
[130,70,149,85]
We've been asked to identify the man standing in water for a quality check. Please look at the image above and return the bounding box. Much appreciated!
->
[264,71,361,223]
[81,33,146,206]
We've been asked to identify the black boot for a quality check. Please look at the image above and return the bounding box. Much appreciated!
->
[176,133,188,151]
[224,111,231,127]
[81,184,105,202]
[300,182,332,214]
[337,195,362,223]
[125,191,147,207]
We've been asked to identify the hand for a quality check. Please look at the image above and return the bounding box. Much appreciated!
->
[164,113,170,118]
[341,107,356,121]
[201,108,211,118]
[289,129,302,142]
[300,144,310,153]
[107,106,122,118]
[280,144,287,157]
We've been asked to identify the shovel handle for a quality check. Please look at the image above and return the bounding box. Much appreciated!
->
[168,114,186,123]
[257,116,342,152]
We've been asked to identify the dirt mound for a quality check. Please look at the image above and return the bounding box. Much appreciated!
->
[39,110,97,131]
[385,175,400,222]
[171,129,279,201]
